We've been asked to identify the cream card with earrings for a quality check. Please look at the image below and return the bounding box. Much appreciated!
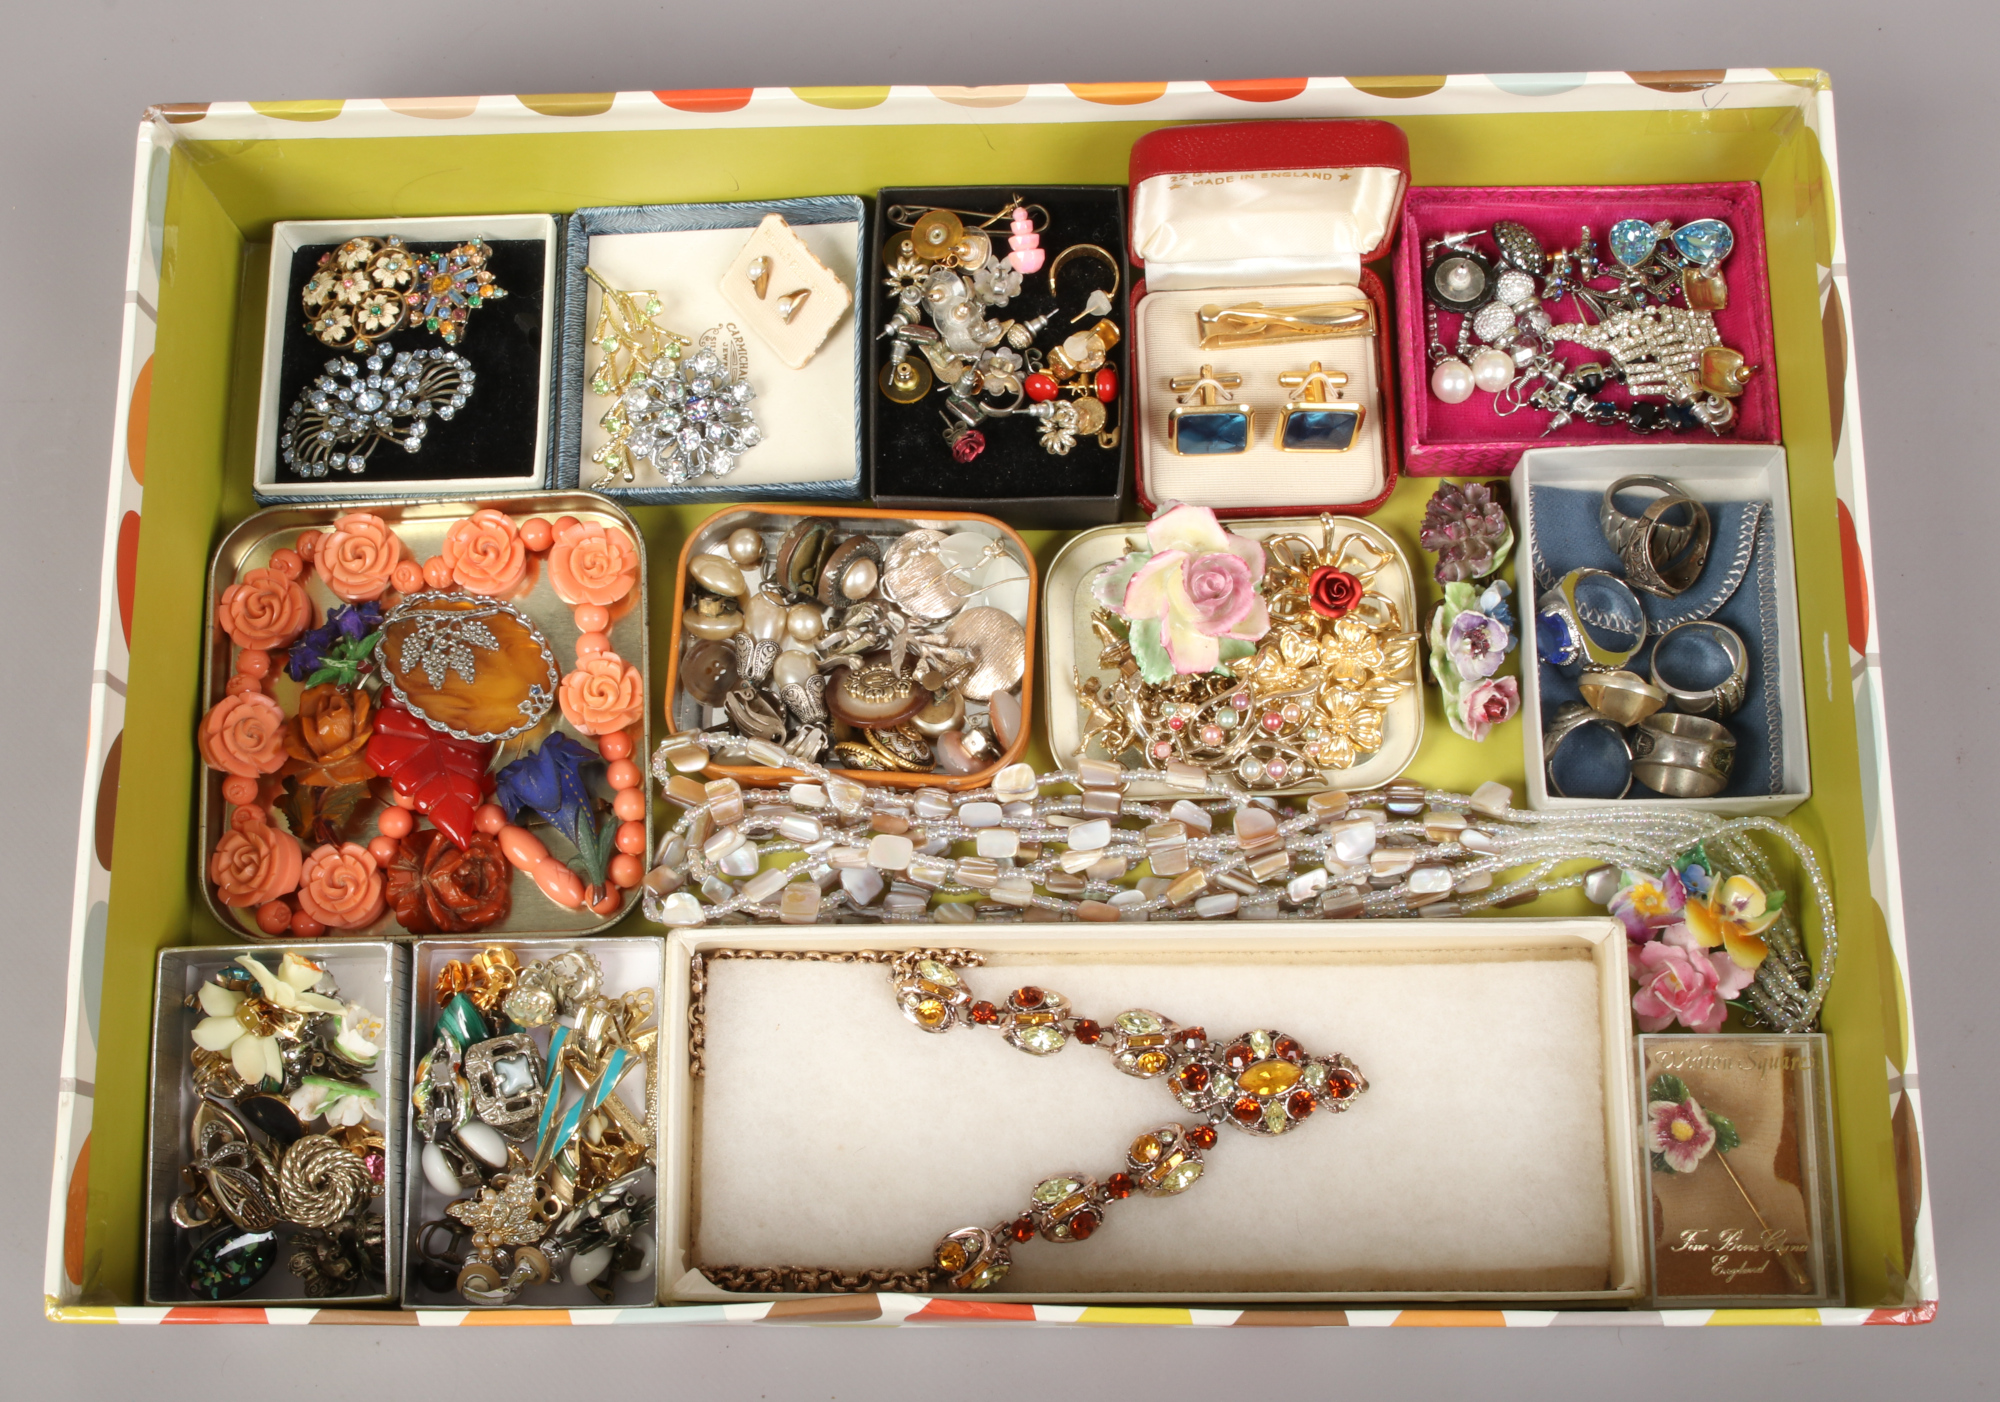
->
[721,213,854,369]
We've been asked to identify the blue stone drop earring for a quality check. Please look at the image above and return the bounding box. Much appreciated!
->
[1274,362,1365,453]
[1166,365,1250,456]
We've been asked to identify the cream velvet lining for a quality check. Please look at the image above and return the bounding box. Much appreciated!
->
[579,225,859,489]
[1132,167,1402,291]
[1137,282,1385,510]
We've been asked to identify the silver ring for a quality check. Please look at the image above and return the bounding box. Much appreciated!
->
[1578,667,1666,727]
[1544,702,1633,799]
[1650,621,1749,719]
[1632,712,1736,799]
[1599,475,1704,562]
[1620,495,1711,598]
[1535,568,1646,671]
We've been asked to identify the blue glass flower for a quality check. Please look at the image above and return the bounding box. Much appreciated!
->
[493,732,604,853]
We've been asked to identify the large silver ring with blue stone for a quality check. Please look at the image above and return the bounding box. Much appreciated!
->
[1535,568,1646,671]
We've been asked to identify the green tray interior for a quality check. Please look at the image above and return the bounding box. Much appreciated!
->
[87,102,1900,1311]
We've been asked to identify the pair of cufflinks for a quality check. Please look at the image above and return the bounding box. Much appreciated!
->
[1166,362,1365,456]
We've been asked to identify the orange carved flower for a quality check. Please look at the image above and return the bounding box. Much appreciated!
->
[217,566,314,650]
[283,684,377,786]
[548,520,638,608]
[318,512,404,603]
[297,841,387,930]
[199,692,290,777]
[559,652,645,736]
[210,809,304,908]
[441,508,529,597]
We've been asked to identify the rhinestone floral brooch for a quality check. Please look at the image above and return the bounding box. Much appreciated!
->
[278,343,473,478]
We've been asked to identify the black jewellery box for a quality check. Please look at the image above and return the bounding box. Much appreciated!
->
[867,186,1131,529]
[254,215,560,505]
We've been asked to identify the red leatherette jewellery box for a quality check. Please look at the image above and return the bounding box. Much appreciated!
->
[1127,120,1409,520]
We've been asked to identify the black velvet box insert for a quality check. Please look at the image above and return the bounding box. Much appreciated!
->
[254,215,558,504]
[867,186,1129,529]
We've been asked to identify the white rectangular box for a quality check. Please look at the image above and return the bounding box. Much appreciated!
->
[1514,442,1811,815]
[662,920,1643,1305]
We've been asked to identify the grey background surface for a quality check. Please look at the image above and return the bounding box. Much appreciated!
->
[3,0,1991,1395]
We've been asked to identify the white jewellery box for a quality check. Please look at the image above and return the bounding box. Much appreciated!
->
[662,921,1643,1305]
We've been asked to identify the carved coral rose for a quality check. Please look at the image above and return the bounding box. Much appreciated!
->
[283,684,377,786]
[548,520,638,608]
[559,652,645,736]
[217,566,315,650]
[385,829,513,934]
[199,692,290,777]
[318,512,404,603]
[209,810,303,909]
[441,508,529,597]
[296,841,387,930]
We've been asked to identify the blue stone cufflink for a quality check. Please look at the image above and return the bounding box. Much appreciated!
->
[1166,365,1250,456]
[1275,361,1364,453]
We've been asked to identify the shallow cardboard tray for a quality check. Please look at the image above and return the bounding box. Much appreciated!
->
[663,921,1643,1305]
[254,214,560,504]
[401,936,665,1309]
[1513,443,1809,815]
[145,942,408,1306]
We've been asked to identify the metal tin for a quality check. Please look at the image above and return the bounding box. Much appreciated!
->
[402,936,666,1310]
[664,505,1039,792]
[1042,515,1424,798]
[198,490,651,940]
[145,942,408,1307]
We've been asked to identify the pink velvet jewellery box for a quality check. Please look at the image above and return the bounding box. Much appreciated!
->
[1392,182,1781,477]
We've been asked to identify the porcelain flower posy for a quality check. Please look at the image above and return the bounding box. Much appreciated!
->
[1685,873,1782,973]
[1094,503,1270,683]
[1648,1094,1717,1173]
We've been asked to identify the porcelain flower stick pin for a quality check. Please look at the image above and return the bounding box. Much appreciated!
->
[1646,1072,1810,1290]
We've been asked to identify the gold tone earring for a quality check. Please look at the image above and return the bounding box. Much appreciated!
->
[1274,361,1365,453]
[1166,366,1250,456]
[747,256,772,299]
[777,289,812,324]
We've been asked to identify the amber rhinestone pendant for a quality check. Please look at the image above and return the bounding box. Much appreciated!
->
[893,958,973,1033]
[375,593,559,742]
[1126,1124,1205,1196]
[933,1225,1010,1290]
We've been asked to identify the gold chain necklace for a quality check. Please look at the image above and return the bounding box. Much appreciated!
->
[692,949,1369,1294]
